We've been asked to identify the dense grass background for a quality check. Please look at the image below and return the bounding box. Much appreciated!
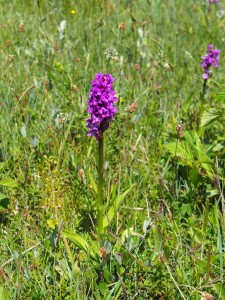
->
[0,0,225,299]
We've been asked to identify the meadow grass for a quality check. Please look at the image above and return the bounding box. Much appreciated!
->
[0,0,225,299]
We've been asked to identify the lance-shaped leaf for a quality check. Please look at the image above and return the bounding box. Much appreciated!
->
[103,184,135,228]
[200,108,222,127]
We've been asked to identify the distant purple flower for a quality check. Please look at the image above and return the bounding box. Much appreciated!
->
[208,0,219,3]
[201,44,221,79]
[87,72,118,139]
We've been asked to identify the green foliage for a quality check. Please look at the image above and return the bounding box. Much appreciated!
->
[165,130,215,179]
[103,184,135,228]
[0,0,225,299]
[200,108,222,127]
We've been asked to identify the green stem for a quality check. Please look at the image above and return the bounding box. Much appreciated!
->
[200,79,207,111]
[97,137,104,235]
[198,79,207,130]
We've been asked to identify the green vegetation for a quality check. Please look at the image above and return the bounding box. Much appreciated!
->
[0,0,225,299]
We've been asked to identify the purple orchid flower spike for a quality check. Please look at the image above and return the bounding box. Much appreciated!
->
[87,72,118,139]
[201,44,221,80]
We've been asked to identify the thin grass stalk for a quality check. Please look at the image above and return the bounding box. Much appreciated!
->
[206,246,211,284]
[164,260,187,300]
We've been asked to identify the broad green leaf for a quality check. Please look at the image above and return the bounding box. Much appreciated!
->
[185,130,202,150]
[188,227,203,244]
[103,268,113,283]
[62,231,89,251]
[165,131,215,178]
[200,162,214,178]
[0,178,18,188]
[184,130,197,147]
[103,184,134,228]
[0,285,7,300]
[216,90,225,102]
[165,141,194,164]
[200,108,221,127]
[212,143,223,152]
[212,282,225,299]
[189,169,201,186]
[89,239,100,256]
[0,193,7,201]
[185,131,212,164]
[194,146,212,164]
[181,203,192,216]
[99,281,108,296]
[106,280,122,300]
[62,231,98,258]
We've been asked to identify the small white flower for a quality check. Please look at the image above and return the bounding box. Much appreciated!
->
[217,10,225,18]
[56,113,69,124]
[104,48,118,60]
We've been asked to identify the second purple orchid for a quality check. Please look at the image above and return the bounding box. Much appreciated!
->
[201,44,221,80]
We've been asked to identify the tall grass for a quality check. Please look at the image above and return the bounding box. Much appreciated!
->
[0,0,225,299]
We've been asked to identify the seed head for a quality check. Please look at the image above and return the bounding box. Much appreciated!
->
[72,84,78,93]
[19,23,25,32]
[99,247,107,260]
[153,60,158,68]
[78,169,85,180]
[133,64,140,71]
[142,19,146,29]
[6,40,12,47]
[159,255,166,264]
[54,41,59,52]
[154,83,161,92]
[119,22,125,30]
[164,63,170,72]
[126,101,138,113]
[131,145,137,152]
[201,292,214,300]
[8,55,14,62]
[213,175,220,191]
